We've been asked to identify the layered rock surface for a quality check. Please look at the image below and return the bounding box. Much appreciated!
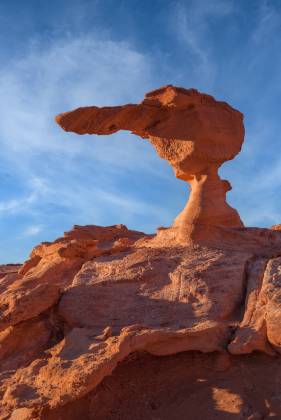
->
[1,224,281,419]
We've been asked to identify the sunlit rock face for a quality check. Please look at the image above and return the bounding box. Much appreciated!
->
[56,85,245,244]
[1,222,281,419]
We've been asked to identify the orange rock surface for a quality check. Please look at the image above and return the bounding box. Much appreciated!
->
[44,352,281,420]
[1,223,281,419]
[56,85,244,243]
[1,87,281,419]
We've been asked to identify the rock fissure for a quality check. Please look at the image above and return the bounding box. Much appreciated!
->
[228,251,281,355]
[46,295,70,349]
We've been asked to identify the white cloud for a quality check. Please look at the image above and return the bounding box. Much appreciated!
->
[0,36,152,157]
[23,225,44,237]
[0,177,50,215]
[0,32,176,251]
[0,33,175,183]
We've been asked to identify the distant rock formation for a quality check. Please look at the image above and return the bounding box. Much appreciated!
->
[56,85,244,243]
[0,264,21,280]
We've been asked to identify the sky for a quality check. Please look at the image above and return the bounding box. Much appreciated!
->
[1,0,281,263]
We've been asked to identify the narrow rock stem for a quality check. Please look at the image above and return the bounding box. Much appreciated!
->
[173,165,243,242]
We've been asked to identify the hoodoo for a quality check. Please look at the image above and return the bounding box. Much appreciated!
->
[56,85,244,243]
[2,87,281,419]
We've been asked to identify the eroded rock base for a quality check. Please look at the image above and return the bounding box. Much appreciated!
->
[43,351,281,420]
[1,224,281,419]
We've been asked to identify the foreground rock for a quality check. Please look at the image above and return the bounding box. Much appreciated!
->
[1,224,281,419]
[44,352,281,420]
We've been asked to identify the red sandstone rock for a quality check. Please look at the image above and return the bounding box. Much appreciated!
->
[56,85,244,243]
[0,225,143,331]
[43,352,281,420]
[1,87,281,419]
[271,224,281,230]
[1,223,281,419]
[0,264,21,280]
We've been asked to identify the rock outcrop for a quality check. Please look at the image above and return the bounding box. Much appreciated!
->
[56,85,244,244]
[1,223,281,419]
[1,87,281,419]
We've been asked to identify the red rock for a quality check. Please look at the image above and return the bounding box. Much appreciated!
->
[0,225,143,331]
[1,223,281,418]
[271,224,281,230]
[56,85,244,244]
[0,264,21,280]
[1,87,281,419]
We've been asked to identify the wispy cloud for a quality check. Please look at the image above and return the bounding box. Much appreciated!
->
[23,225,44,237]
[0,177,49,214]
[252,0,281,44]
[174,0,233,87]
[0,32,178,261]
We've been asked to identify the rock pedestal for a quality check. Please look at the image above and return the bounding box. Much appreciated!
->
[172,165,243,243]
[56,85,245,244]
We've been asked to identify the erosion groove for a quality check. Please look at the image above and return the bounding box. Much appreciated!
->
[228,251,281,355]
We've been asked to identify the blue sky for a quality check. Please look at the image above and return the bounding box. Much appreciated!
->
[1,0,281,263]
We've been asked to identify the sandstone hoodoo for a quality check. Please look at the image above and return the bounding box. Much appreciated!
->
[1,87,281,419]
[56,85,244,243]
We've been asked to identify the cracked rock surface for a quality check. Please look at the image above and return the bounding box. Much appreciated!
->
[1,224,281,419]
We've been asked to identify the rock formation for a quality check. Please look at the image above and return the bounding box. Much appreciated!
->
[56,85,244,244]
[1,87,281,419]
[0,264,21,280]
